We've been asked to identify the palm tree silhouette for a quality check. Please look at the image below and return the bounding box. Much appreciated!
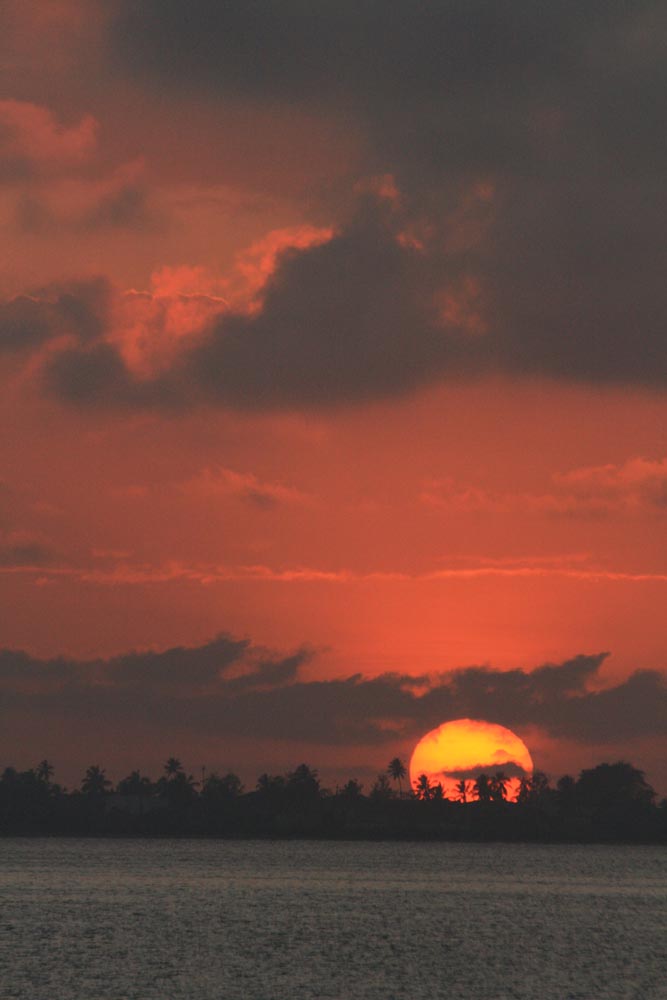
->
[81,765,111,796]
[474,773,491,803]
[286,763,320,803]
[387,757,407,797]
[490,771,509,803]
[455,779,468,804]
[415,773,433,800]
[370,774,393,800]
[517,775,532,803]
[163,757,183,779]
[117,770,153,795]
[36,759,54,784]
[116,770,153,815]
[340,778,364,799]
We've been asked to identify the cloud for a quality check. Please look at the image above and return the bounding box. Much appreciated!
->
[0,632,310,699]
[43,340,161,408]
[40,205,478,409]
[79,180,153,230]
[111,2,633,111]
[446,761,528,781]
[0,531,60,568]
[421,457,667,517]
[14,160,164,236]
[554,458,667,512]
[0,100,97,179]
[0,278,110,354]
[28,190,666,409]
[99,1,667,397]
[181,466,310,509]
[0,635,664,749]
[104,634,253,690]
[4,550,667,587]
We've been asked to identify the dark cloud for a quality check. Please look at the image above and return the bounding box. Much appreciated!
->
[104,634,252,690]
[110,2,637,111]
[1,637,664,750]
[0,649,81,687]
[37,185,667,409]
[446,761,529,781]
[111,1,667,191]
[98,1,667,400]
[177,206,455,408]
[0,538,59,568]
[40,205,480,410]
[44,341,148,407]
[79,181,165,233]
[0,278,110,354]
[0,633,308,696]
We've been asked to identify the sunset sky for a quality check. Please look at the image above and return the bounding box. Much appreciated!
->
[1,1,666,793]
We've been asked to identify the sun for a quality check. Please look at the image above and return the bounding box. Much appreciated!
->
[409,718,533,801]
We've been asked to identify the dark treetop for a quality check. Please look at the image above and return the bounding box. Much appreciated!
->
[1,757,665,842]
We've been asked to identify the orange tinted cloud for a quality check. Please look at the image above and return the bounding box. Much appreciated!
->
[181,466,310,509]
[0,100,97,173]
[555,458,667,511]
[421,457,667,516]
[227,224,335,310]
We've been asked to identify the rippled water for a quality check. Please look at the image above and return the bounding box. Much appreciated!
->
[1,839,666,999]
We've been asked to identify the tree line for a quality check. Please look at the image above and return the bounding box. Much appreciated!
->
[1,756,664,842]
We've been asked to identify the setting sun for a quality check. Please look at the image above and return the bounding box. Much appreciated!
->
[409,719,534,801]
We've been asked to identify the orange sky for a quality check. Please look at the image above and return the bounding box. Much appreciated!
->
[0,1,665,793]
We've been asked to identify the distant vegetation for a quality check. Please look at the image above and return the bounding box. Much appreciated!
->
[1,757,665,842]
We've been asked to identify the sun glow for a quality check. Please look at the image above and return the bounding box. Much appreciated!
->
[409,718,533,801]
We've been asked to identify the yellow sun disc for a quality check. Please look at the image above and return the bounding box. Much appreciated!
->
[409,718,533,800]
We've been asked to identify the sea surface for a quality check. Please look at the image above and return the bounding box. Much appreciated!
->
[1,839,665,1000]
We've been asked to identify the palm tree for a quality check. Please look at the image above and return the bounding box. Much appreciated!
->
[529,771,551,801]
[286,763,320,804]
[415,773,433,800]
[163,769,197,807]
[490,771,509,803]
[340,778,364,799]
[474,773,491,803]
[455,779,468,804]
[36,759,54,784]
[556,774,576,810]
[387,757,407,797]
[117,770,153,796]
[369,773,393,800]
[517,775,532,803]
[256,773,286,798]
[163,757,183,779]
[81,765,111,796]
[202,772,244,800]
[516,771,551,804]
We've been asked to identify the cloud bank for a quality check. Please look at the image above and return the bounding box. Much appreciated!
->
[103,1,667,401]
[0,3,665,410]
[1,636,664,748]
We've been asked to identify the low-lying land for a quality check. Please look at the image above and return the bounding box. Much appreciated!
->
[1,759,665,842]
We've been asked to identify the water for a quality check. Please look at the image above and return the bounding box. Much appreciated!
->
[1,839,665,1000]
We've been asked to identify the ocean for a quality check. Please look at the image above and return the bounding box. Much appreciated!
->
[1,838,665,999]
